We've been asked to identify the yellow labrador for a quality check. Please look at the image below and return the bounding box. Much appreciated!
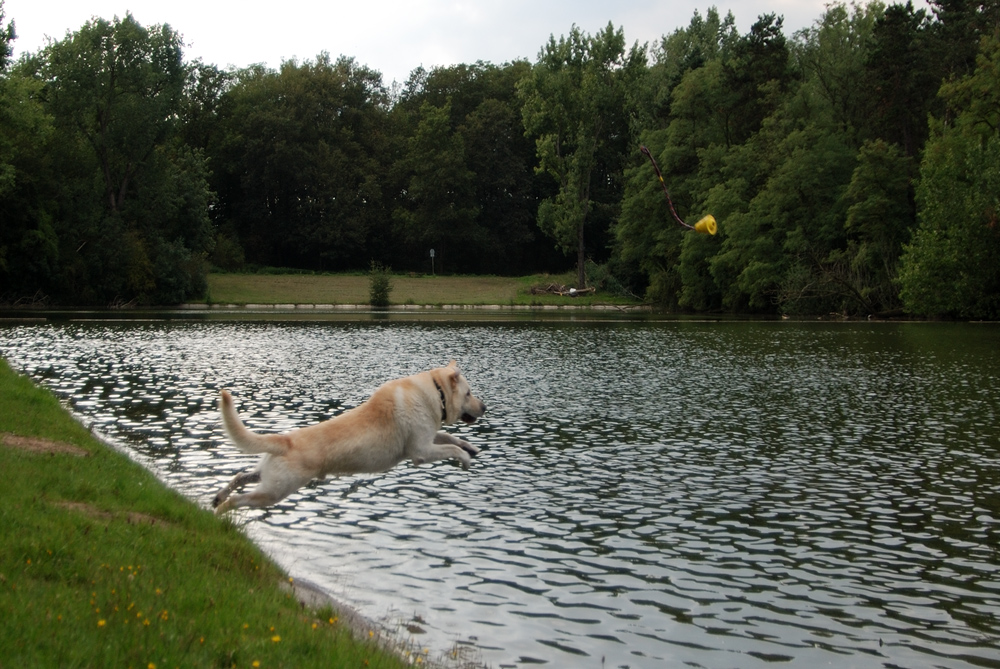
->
[212,361,486,513]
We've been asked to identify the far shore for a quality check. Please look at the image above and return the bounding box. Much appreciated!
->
[202,272,640,308]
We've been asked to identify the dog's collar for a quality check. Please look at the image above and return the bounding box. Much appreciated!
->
[432,379,447,422]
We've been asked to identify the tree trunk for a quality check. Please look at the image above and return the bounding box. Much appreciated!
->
[576,221,586,288]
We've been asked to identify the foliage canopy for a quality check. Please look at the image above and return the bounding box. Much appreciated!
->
[1,0,997,315]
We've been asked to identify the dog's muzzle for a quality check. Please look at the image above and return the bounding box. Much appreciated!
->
[461,402,486,424]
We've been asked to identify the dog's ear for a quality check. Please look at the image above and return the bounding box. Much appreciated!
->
[447,359,457,368]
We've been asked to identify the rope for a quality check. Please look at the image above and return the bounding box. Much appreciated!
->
[639,145,696,231]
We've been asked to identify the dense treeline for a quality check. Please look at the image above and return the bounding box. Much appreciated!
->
[0,1,998,316]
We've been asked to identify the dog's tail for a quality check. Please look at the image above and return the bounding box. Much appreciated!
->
[219,390,291,456]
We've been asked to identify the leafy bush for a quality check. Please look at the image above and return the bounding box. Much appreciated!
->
[368,261,393,307]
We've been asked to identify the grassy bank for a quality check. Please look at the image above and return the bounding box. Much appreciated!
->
[0,359,408,668]
[205,272,638,307]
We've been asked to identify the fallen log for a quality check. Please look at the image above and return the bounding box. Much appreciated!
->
[529,284,596,296]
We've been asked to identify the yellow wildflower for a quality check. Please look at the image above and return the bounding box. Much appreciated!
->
[97,620,106,627]
[271,635,281,643]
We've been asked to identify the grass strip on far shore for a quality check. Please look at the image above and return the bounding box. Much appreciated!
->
[204,272,639,307]
[0,358,409,668]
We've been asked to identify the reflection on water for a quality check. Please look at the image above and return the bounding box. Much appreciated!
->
[1,321,999,668]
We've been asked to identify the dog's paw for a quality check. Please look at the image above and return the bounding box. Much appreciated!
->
[214,498,233,515]
[458,439,479,456]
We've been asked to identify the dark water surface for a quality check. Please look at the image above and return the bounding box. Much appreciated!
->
[1,320,998,668]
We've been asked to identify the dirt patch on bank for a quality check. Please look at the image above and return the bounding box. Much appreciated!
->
[53,500,171,527]
[1,432,90,457]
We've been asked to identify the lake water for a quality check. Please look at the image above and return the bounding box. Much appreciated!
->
[1,318,998,668]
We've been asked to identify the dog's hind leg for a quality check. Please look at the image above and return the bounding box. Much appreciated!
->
[214,488,286,514]
[214,465,312,514]
[212,469,261,509]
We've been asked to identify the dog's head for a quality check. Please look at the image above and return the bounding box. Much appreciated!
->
[435,360,486,425]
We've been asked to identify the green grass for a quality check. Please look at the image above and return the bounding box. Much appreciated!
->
[0,358,408,668]
[204,272,639,307]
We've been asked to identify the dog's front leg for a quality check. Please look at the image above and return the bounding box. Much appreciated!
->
[411,443,471,469]
[434,431,480,456]
[405,432,479,470]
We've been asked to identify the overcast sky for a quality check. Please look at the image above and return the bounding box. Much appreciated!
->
[4,1,932,85]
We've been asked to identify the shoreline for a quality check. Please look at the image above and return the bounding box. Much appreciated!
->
[183,302,644,310]
[1,304,965,323]
[0,358,418,668]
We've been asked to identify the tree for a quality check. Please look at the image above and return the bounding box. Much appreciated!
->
[834,139,915,314]
[709,125,856,313]
[0,4,60,301]
[617,59,731,308]
[211,54,390,270]
[793,2,881,144]
[179,60,232,152]
[520,23,646,288]
[928,0,1000,79]
[390,61,558,274]
[0,0,13,72]
[31,13,213,304]
[864,2,936,157]
[42,14,186,215]
[616,11,795,309]
[649,7,739,121]
[460,95,545,274]
[898,34,1000,318]
[722,13,795,146]
[393,99,479,273]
